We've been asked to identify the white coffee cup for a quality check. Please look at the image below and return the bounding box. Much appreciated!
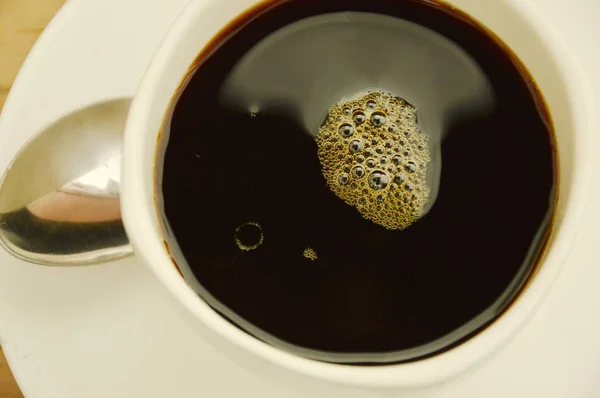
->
[85,0,595,389]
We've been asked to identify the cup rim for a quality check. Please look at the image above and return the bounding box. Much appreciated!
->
[121,0,594,388]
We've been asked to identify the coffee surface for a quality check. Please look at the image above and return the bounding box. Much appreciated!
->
[159,0,556,363]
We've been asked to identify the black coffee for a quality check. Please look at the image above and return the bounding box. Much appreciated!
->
[158,0,556,364]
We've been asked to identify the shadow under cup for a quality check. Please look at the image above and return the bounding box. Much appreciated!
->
[146,0,583,370]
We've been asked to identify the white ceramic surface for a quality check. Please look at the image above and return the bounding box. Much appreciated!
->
[122,0,593,388]
[1,0,599,396]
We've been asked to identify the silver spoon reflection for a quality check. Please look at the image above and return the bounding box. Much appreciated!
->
[0,99,132,266]
[221,12,494,218]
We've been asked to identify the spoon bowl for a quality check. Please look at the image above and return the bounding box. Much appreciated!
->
[0,99,132,265]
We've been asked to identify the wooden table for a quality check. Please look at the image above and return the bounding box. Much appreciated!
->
[0,1,68,395]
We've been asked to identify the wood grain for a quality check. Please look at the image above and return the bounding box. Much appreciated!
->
[0,0,68,395]
[0,347,23,398]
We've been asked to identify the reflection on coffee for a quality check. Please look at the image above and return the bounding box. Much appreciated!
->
[158,0,557,364]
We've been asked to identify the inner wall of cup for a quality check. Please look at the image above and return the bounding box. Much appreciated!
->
[153,80,189,273]
[150,0,576,364]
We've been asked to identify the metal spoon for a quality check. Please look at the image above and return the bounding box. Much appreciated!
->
[0,99,133,266]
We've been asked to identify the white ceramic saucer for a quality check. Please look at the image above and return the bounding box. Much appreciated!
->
[1,0,599,397]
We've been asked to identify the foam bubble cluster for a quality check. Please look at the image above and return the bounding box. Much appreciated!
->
[316,92,431,230]
[303,247,318,261]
